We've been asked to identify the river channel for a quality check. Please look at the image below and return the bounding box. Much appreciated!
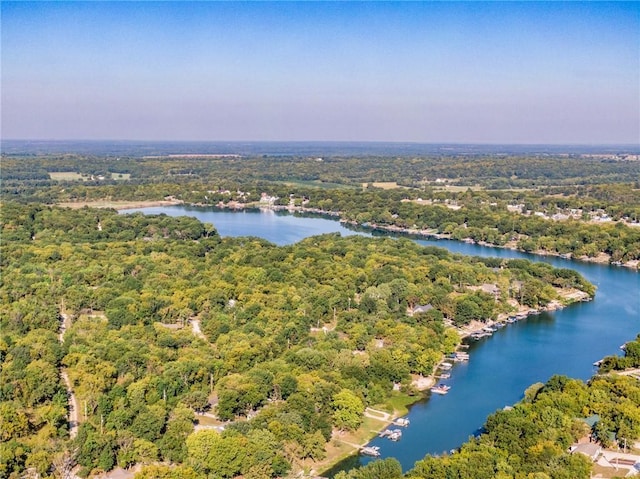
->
[124,206,640,473]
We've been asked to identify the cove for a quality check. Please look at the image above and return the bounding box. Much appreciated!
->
[123,206,640,473]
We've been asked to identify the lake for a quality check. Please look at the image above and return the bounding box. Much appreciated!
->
[124,206,640,472]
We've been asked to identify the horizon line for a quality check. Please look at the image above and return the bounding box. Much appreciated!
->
[2,138,640,148]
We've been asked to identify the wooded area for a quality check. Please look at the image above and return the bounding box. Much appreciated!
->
[0,202,601,478]
[3,154,640,264]
[1,150,638,479]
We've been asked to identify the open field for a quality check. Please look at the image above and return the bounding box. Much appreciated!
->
[49,171,131,181]
[370,181,400,189]
[273,179,356,189]
[432,184,485,192]
[380,392,420,416]
[49,171,87,181]
[57,199,183,210]
[111,172,131,180]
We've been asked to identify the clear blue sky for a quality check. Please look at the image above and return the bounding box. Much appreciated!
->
[2,1,639,144]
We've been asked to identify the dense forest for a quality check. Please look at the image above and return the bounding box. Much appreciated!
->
[1,148,638,479]
[1,203,599,478]
[3,152,640,188]
[3,153,640,264]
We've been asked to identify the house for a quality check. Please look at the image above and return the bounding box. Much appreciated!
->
[480,283,500,296]
[570,443,602,461]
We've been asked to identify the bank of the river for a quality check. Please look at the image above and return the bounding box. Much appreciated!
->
[60,198,638,269]
[311,399,417,476]
[355,220,639,271]
[315,288,593,474]
[195,201,640,270]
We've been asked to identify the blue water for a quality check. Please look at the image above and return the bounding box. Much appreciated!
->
[123,206,639,472]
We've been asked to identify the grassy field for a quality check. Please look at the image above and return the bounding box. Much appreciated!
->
[49,171,86,181]
[381,392,420,417]
[274,179,356,189]
[111,172,131,180]
[432,184,485,192]
[370,181,400,189]
[57,199,183,210]
[49,171,131,181]
[313,392,420,475]
[314,415,389,475]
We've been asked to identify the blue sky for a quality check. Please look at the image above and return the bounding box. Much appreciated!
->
[2,1,639,144]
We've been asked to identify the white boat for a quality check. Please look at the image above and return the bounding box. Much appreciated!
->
[394,417,410,427]
[361,446,380,457]
[471,332,489,340]
[431,384,451,395]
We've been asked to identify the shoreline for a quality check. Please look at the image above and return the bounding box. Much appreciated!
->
[56,198,638,270]
[315,286,592,475]
[456,287,591,341]
[201,201,640,271]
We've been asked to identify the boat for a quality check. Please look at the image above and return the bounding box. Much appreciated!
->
[360,446,381,457]
[431,384,451,395]
[438,373,451,379]
[380,428,403,440]
[470,332,489,340]
[439,362,453,370]
[453,352,469,362]
[394,417,410,427]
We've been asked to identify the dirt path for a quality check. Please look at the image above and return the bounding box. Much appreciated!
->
[364,407,392,421]
[59,311,79,439]
[191,319,206,339]
[60,371,79,439]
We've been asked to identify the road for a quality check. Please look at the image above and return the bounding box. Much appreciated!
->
[59,311,79,439]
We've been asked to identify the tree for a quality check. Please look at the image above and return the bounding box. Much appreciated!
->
[332,389,364,431]
[301,430,326,461]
